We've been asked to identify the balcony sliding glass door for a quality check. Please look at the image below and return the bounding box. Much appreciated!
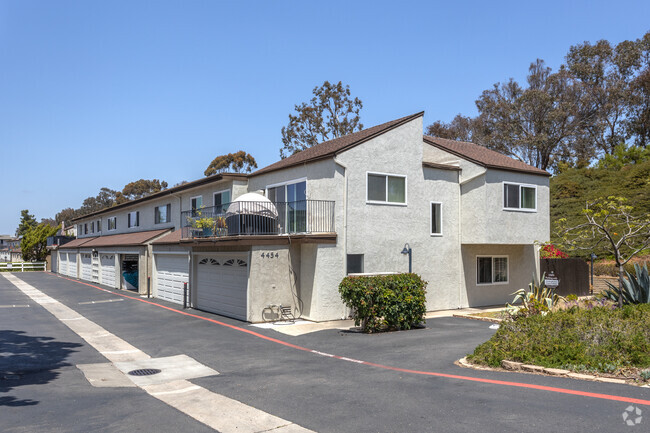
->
[267,180,307,233]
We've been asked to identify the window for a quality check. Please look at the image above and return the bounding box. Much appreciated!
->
[503,182,536,211]
[78,224,83,235]
[267,179,307,233]
[108,217,116,231]
[155,204,171,224]
[347,254,364,274]
[213,190,231,213]
[190,196,203,217]
[127,211,139,228]
[430,202,442,235]
[366,172,406,204]
[84,223,88,234]
[96,220,101,232]
[90,222,94,234]
[477,256,509,285]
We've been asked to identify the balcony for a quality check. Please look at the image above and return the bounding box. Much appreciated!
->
[181,200,335,240]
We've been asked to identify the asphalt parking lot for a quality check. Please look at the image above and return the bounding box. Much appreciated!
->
[1,272,648,432]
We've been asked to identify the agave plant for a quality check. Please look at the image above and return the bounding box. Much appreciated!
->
[507,273,564,315]
[602,263,650,305]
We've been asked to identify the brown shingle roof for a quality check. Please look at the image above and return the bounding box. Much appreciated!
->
[59,237,98,249]
[151,229,183,245]
[251,112,425,176]
[60,229,170,249]
[423,136,550,177]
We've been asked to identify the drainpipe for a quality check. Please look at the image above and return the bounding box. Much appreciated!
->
[334,155,348,319]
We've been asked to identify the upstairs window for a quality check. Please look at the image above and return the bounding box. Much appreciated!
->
[190,196,203,217]
[84,223,88,234]
[96,220,101,232]
[127,211,139,228]
[430,202,442,236]
[503,182,536,211]
[213,190,231,213]
[477,256,509,285]
[155,204,171,224]
[108,217,116,231]
[90,222,95,234]
[367,172,406,204]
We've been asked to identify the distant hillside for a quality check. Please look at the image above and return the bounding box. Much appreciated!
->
[549,160,650,259]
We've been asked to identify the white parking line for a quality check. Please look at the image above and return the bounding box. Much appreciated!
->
[2,273,315,433]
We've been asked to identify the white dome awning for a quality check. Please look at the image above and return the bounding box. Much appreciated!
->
[226,193,279,218]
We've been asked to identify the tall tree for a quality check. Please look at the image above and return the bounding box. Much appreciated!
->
[21,223,59,261]
[121,179,168,201]
[79,187,124,215]
[627,32,650,147]
[55,207,79,227]
[204,151,257,176]
[16,209,37,238]
[280,81,363,158]
[475,60,594,171]
[425,114,480,142]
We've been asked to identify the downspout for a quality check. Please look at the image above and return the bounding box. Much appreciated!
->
[334,155,348,319]
[458,167,487,309]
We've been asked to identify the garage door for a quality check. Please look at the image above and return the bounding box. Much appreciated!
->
[80,254,92,281]
[67,253,78,278]
[195,254,248,320]
[100,254,116,288]
[59,252,68,275]
[154,254,189,305]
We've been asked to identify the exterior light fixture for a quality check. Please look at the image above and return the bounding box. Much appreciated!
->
[401,243,412,273]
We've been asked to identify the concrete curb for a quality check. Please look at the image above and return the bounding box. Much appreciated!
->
[451,314,502,324]
[457,357,647,387]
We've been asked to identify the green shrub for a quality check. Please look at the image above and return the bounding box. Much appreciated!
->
[338,273,427,333]
[593,261,636,277]
[468,304,650,378]
[602,262,650,304]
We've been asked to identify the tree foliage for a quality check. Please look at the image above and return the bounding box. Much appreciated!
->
[21,223,59,261]
[121,179,168,201]
[426,31,650,173]
[16,209,37,238]
[204,151,257,176]
[280,81,363,158]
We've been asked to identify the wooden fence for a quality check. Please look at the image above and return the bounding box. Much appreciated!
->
[0,262,47,272]
[540,258,590,297]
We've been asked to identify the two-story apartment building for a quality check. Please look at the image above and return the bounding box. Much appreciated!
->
[54,111,550,322]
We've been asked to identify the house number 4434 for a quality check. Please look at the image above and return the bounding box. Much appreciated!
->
[261,252,279,258]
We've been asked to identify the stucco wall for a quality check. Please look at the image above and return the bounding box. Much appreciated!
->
[462,169,550,245]
[461,244,537,307]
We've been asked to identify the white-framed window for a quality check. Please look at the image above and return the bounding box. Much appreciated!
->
[477,256,509,285]
[90,221,95,234]
[96,220,101,232]
[213,190,231,213]
[366,172,407,205]
[155,204,171,224]
[127,211,139,228]
[503,182,536,211]
[107,217,116,231]
[430,202,442,236]
[190,196,203,217]
[266,178,307,203]
[78,224,83,235]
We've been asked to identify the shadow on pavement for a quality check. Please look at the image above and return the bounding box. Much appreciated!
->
[0,330,82,407]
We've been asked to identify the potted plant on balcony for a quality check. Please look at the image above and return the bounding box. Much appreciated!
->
[194,216,216,237]
[215,216,228,237]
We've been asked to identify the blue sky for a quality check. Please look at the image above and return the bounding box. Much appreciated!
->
[1,0,648,235]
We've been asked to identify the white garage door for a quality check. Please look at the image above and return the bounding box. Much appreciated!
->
[80,254,92,281]
[59,252,68,275]
[67,253,78,278]
[100,254,116,288]
[195,254,248,320]
[155,254,189,305]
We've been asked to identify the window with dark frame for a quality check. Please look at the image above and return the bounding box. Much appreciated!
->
[347,254,364,274]
[108,217,116,231]
[431,202,442,235]
[477,256,508,284]
[128,211,139,228]
[155,204,171,224]
[503,183,536,210]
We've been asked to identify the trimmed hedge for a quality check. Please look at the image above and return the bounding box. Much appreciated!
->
[338,273,427,333]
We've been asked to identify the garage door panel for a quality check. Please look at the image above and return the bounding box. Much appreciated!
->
[195,254,248,321]
[155,254,188,305]
[80,254,92,282]
[67,253,77,278]
[100,254,116,288]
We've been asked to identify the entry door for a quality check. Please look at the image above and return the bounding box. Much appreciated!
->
[195,254,248,320]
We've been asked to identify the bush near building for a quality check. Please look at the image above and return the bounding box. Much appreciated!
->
[339,273,427,333]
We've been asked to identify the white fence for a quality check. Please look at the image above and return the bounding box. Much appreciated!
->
[0,262,46,272]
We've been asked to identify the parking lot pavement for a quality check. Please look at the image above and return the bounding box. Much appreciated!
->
[3,272,649,433]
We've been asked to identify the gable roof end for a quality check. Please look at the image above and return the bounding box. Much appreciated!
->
[251,112,425,176]
[423,136,550,177]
